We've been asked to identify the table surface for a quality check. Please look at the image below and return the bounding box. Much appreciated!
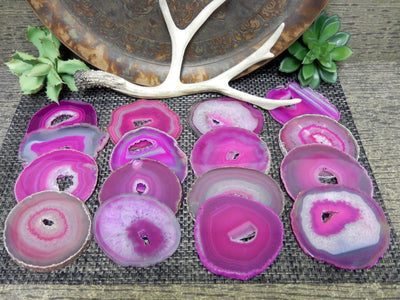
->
[0,0,399,298]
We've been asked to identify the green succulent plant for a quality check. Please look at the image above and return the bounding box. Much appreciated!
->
[279,12,353,89]
[5,26,89,103]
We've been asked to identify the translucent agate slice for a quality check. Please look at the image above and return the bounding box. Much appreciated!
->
[190,127,270,176]
[195,194,283,280]
[291,185,390,269]
[99,158,182,213]
[26,99,97,133]
[187,167,284,218]
[188,97,264,136]
[4,191,92,272]
[279,114,359,158]
[19,124,108,166]
[280,144,373,200]
[15,149,98,202]
[109,127,187,181]
[107,99,181,143]
[93,194,181,267]
[267,82,340,124]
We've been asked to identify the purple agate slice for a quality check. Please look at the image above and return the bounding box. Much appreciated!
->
[194,194,283,280]
[291,185,390,269]
[267,82,340,124]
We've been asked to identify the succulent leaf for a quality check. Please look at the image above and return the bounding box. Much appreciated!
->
[319,67,338,84]
[301,63,317,81]
[27,62,51,77]
[61,74,78,92]
[298,68,321,89]
[331,46,353,61]
[5,58,36,76]
[19,74,45,94]
[279,56,301,73]
[328,31,351,47]
[46,81,63,103]
[288,41,308,61]
[58,59,90,75]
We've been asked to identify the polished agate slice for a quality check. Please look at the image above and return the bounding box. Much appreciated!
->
[291,185,390,269]
[15,149,98,202]
[109,127,187,181]
[99,158,182,213]
[195,194,283,280]
[280,144,373,200]
[93,194,181,267]
[187,167,284,218]
[107,99,181,143]
[267,82,340,124]
[19,124,108,166]
[4,191,92,272]
[190,127,270,176]
[26,99,97,133]
[279,114,359,158]
[188,97,264,136]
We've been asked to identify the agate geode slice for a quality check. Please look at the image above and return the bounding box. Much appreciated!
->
[291,185,390,269]
[280,144,373,200]
[195,194,283,280]
[187,167,284,218]
[93,194,181,267]
[190,127,270,176]
[15,149,98,202]
[107,99,181,143]
[99,158,182,213]
[188,97,263,136]
[4,191,92,272]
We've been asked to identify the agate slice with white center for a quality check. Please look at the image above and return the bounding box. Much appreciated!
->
[187,167,284,218]
[194,194,283,280]
[190,127,270,176]
[93,194,181,267]
[188,97,264,136]
[107,99,181,143]
[15,149,98,202]
[280,144,373,200]
[99,158,182,213]
[4,191,92,272]
[291,185,390,269]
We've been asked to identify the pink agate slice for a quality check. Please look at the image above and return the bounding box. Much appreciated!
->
[15,149,98,202]
[109,127,187,181]
[4,191,92,272]
[26,99,97,133]
[99,158,182,213]
[291,185,390,269]
[280,144,373,200]
[93,194,181,267]
[187,167,284,218]
[279,114,359,158]
[188,97,264,136]
[267,82,340,124]
[190,127,270,176]
[19,124,108,166]
[194,194,283,280]
[107,99,181,143]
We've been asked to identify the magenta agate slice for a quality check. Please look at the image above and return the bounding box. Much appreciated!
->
[267,82,340,124]
[4,191,92,272]
[187,167,284,218]
[93,194,181,267]
[190,127,270,176]
[107,99,181,143]
[280,144,373,200]
[15,149,98,202]
[291,185,390,269]
[194,194,283,280]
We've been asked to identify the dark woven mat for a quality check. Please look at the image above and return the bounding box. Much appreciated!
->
[0,60,399,284]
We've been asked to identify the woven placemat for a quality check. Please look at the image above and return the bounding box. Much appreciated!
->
[0,60,399,284]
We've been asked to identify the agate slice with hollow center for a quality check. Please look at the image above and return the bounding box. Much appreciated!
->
[291,185,390,269]
[190,127,270,176]
[280,144,373,200]
[194,194,283,280]
[99,158,182,213]
[187,167,284,218]
[188,97,263,136]
[93,194,181,267]
[4,191,92,272]
[107,99,181,143]
[15,149,98,202]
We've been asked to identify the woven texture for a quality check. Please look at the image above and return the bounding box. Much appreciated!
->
[0,61,399,284]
